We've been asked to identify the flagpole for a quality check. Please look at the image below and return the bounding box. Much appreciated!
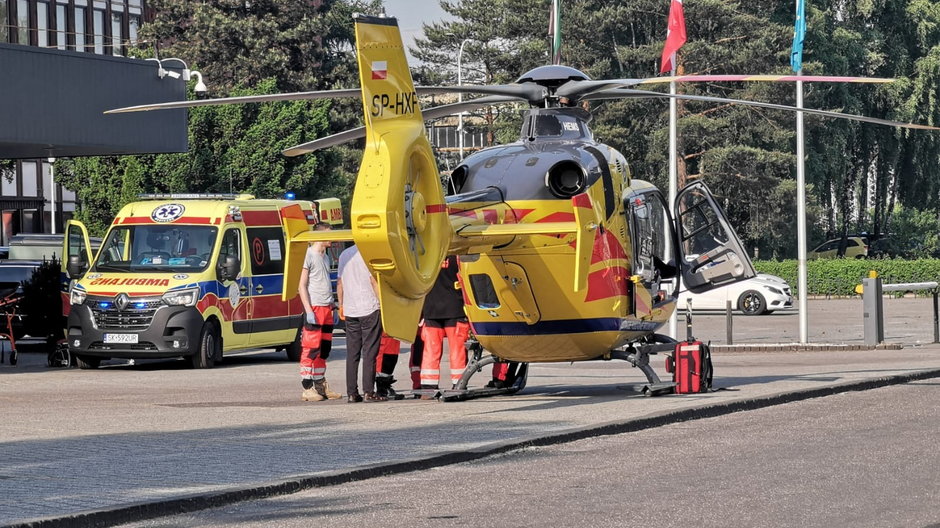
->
[796,75,808,343]
[792,0,808,344]
[668,52,679,340]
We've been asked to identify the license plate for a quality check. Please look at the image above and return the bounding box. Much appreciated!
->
[103,333,139,344]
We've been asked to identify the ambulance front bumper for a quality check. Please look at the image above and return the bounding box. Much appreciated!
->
[67,301,204,359]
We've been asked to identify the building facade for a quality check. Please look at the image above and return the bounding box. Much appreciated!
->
[0,0,152,245]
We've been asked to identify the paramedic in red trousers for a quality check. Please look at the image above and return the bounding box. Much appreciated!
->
[297,224,342,401]
[375,334,403,399]
[419,255,470,391]
[337,244,386,402]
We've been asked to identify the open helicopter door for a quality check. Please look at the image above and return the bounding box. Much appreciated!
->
[674,181,756,293]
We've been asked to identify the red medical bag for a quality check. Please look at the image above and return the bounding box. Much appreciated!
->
[667,340,712,394]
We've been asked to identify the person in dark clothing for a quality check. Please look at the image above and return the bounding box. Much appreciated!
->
[418,256,470,391]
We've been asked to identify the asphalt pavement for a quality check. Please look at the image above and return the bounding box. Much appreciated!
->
[1,298,939,527]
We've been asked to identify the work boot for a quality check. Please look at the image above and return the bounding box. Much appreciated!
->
[375,377,391,398]
[314,379,342,400]
[386,384,404,401]
[302,388,325,402]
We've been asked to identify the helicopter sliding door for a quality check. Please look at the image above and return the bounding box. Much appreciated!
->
[674,181,756,293]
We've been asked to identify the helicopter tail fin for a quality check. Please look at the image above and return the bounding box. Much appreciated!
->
[348,15,452,341]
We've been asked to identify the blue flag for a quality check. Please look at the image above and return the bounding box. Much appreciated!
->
[791,0,806,72]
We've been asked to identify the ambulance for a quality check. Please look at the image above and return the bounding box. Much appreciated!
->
[62,194,343,369]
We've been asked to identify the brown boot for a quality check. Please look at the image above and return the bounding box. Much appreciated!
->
[302,388,325,402]
[315,379,342,400]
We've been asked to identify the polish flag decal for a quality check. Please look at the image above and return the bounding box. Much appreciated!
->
[371,61,388,80]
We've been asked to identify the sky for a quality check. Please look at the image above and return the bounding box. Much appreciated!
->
[381,0,453,63]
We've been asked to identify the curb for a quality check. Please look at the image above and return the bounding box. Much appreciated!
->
[10,367,940,528]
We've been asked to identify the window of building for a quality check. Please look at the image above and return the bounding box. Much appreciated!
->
[0,0,9,42]
[36,0,48,47]
[1,168,16,196]
[55,2,65,49]
[16,0,28,44]
[92,6,103,53]
[74,5,86,51]
[20,161,38,196]
[110,10,120,55]
[128,13,139,45]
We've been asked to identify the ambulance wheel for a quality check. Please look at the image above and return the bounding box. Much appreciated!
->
[738,290,767,316]
[286,325,302,362]
[191,321,220,369]
[75,355,101,369]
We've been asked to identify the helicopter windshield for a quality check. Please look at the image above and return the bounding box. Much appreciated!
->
[93,225,218,273]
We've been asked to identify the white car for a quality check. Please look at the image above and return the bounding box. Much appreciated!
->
[677,273,793,315]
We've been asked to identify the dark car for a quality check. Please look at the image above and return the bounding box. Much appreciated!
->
[0,260,42,339]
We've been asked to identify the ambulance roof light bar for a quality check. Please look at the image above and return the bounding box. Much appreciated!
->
[137,193,256,201]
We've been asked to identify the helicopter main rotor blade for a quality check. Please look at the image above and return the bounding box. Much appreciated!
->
[104,88,365,114]
[417,83,547,105]
[106,84,538,115]
[557,74,894,102]
[585,88,940,130]
[282,95,519,156]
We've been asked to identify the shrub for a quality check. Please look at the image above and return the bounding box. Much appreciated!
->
[754,259,940,296]
[19,258,66,340]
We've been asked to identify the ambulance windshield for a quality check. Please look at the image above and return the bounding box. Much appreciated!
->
[93,225,218,272]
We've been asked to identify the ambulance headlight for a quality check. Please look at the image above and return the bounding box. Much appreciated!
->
[162,287,200,307]
[70,288,87,305]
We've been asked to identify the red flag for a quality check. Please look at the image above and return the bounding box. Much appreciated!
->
[660,0,687,73]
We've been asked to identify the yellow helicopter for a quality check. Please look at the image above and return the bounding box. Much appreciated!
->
[110,14,937,398]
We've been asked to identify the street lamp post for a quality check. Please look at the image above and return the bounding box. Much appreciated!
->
[457,38,472,160]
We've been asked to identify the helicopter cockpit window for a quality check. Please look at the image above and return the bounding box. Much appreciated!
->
[534,115,563,136]
[679,195,730,258]
[629,192,676,283]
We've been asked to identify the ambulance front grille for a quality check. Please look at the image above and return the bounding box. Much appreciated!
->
[88,296,163,331]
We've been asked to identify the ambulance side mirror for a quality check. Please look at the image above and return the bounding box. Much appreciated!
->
[218,256,240,281]
[67,255,87,279]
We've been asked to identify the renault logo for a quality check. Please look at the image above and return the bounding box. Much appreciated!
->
[115,293,129,311]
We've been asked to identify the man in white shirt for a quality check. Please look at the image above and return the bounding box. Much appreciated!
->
[337,245,384,402]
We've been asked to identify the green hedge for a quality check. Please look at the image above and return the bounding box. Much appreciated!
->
[753,259,940,296]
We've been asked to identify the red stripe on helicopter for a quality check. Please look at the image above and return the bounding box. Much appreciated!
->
[584,266,629,302]
[592,229,629,264]
[425,204,448,214]
[447,208,478,217]
[537,212,575,223]
[572,193,593,209]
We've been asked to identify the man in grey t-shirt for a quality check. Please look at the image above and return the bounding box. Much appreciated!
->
[297,223,341,402]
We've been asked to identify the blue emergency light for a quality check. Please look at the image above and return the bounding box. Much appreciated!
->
[98,301,112,309]
[285,192,296,200]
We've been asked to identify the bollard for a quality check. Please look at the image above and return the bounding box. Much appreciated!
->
[934,291,939,344]
[725,300,733,345]
[862,276,884,346]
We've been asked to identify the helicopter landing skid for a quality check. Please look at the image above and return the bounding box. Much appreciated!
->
[610,333,678,397]
[435,354,529,402]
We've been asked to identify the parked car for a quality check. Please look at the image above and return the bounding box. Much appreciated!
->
[8,233,101,261]
[0,260,42,339]
[808,236,869,259]
[678,273,793,316]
